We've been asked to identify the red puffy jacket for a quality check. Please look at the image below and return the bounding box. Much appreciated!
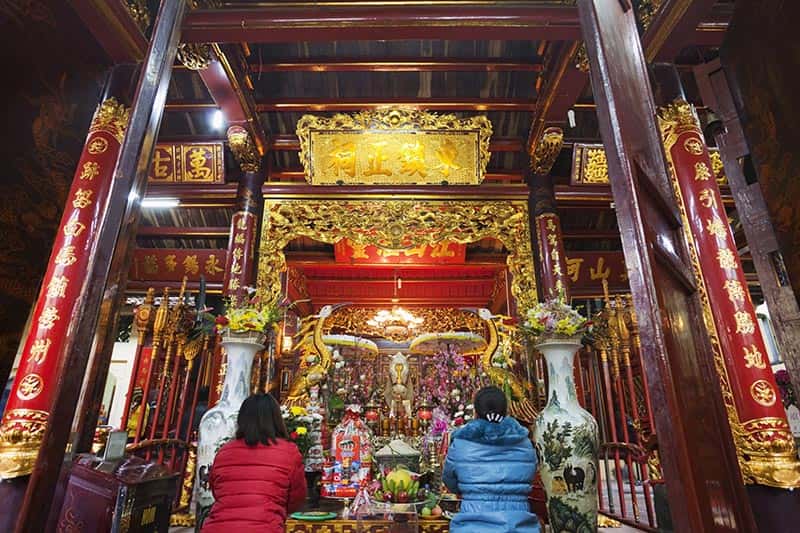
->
[201,438,307,532]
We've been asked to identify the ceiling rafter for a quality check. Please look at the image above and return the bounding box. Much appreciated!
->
[247,58,544,73]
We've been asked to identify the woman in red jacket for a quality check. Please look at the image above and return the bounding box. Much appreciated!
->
[202,393,307,532]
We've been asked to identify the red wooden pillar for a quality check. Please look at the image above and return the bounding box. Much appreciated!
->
[0,96,131,480]
[223,125,265,301]
[658,97,800,489]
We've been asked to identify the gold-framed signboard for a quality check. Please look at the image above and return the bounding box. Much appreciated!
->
[571,143,727,186]
[296,108,492,186]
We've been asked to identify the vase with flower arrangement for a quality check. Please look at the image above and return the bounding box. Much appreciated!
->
[196,292,287,517]
[522,297,598,533]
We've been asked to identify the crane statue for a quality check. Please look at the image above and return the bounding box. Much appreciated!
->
[284,304,339,407]
[469,308,538,424]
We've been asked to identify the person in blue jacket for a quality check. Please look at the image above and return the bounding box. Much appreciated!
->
[443,386,541,533]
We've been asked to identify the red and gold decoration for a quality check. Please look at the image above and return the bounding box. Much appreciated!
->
[129,248,227,283]
[571,143,728,186]
[567,252,628,294]
[659,99,800,488]
[257,200,538,315]
[0,98,130,479]
[334,239,466,265]
[535,213,570,300]
[296,108,492,186]
[147,142,224,184]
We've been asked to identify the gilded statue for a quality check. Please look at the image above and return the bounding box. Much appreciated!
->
[384,352,414,418]
[475,308,538,424]
[284,305,336,407]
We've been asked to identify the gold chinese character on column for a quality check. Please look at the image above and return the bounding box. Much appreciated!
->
[590,256,611,281]
[87,136,108,154]
[234,233,246,245]
[165,254,177,272]
[723,279,746,306]
[55,246,78,266]
[38,306,60,329]
[399,142,427,178]
[63,216,87,238]
[698,188,716,209]
[28,339,52,365]
[734,311,756,335]
[435,139,462,178]
[364,141,391,177]
[205,254,224,274]
[717,248,738,270]
[349,242,369,259]
[183,255,199,275]
[750,379,777,407]
[327,141,357,179]
[547,233,558,247]
[694,161,711,181]
[47,276,69,298]
[705,216,727,239]
[17,374,44,400]
[743,345,767,369]
[236,217,248,231]
[227,277,241,292]
[684,138,704,155]
[79,161,100,181]
[566,257,584,283]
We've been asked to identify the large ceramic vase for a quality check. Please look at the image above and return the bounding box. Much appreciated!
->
[195,332,264,519]
[532,337,599,533]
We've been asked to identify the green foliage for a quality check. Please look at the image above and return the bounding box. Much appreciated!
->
[541,419,573,471]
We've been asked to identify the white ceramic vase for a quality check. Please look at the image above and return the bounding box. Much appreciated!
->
[195,332,264,517]
[532,337,599,533]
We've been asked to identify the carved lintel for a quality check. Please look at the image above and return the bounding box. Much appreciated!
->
[227,125,261,173]
[177,43,211,71]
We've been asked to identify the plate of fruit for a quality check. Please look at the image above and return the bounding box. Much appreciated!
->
[371,466,426,506]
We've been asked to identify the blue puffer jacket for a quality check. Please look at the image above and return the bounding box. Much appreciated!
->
[443,417,541,533]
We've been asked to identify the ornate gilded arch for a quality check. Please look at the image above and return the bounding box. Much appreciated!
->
[256,199,537,316]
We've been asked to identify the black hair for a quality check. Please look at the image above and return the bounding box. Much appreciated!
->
[474,386,508,422]
[235,393,289,446]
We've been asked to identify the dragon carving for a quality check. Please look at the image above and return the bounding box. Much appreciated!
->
[284,305,336,407]
[474,308,538,424]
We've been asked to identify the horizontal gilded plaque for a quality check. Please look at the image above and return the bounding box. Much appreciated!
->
[148,142,224,184]
[571,143,727,186]
[296,108,492,186]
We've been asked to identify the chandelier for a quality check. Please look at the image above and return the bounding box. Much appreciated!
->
[367,307,424,338]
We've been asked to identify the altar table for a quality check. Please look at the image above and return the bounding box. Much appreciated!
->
[285,518,450,532]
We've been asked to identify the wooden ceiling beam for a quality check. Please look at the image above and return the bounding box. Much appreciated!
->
[182,4,581,43]
[248,58,544,73]
[196,44,268,154]
[69,0,148,62]
[136,226,229,238]
[254,98,538,112]
[644,0,720,62]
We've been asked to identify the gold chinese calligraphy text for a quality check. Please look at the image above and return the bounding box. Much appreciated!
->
[744,345,767,370]
[571,144,610,184]
[79,161,100,181]
[706,216,727,239]
[165,254,177,272]
[694,161,711,181]
[717,248,738,270]
[723,279,746,306]
[734,311,756,335]
[684,137,704,155]
[38,307,60,329]
[28,339,51,365]
[63,217,86,238]
[296,108,491,185]
[258,200,537,315]
[183,255,199,275]
[87,136,108,154]
[698,188,716,209]
[47,276,68,298]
